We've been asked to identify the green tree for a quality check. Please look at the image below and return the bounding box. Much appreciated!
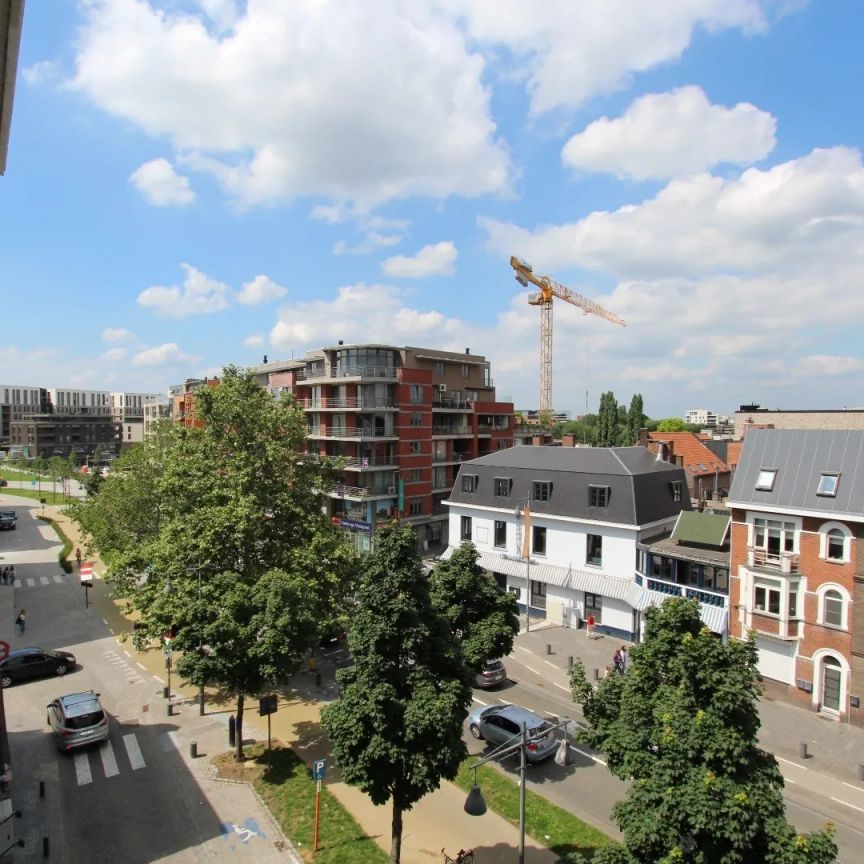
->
[655,417,686,432]
[596,391,619,447]
[322,525,473,864]
[625,394,645,445]
[429,542,519,672]
[569,599,837,864]
[82,465,105,497]
[72,366,357,761]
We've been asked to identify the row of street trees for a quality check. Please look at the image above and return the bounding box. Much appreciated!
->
[70,367,520,864]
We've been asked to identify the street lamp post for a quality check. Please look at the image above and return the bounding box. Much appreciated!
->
[464,718,572,864]
[164,580,175,714]
[197,564,205,716]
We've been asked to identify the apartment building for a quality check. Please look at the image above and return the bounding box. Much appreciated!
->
[734,404,864,440]
[728,429,863,725]
[47,388,112,416]
[642,430,732,501]
[0,384,47,445]
[685,408,718,427]
[255,344,513,554]
[142,394,172,438]
[445,446,696,639]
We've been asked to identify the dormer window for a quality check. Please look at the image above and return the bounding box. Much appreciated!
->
[461,474,478,493]
[755,469,777,491]
[588,485,610,507]
[670,481,682,502]
[817,473,839,497]
[533,481,552,502]
[494,477,512,497]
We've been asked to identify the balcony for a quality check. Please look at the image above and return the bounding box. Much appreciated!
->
[299,397,397,411]
[296,365,398,381]
[432,398,473,411]
[432,425,471,437]
[329,483,396,500]
[643,575,728,608]
[748,612,799,640]
[432,452,467,465]
[747,547,800,574]
[307,426,397,440]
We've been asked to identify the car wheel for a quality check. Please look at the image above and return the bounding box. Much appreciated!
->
[55,664,68,676]
[469,723,483,740]
[0,675,12,689]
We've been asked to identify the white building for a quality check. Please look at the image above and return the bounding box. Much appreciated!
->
[445,445,701,640]
[47,388,112,416]
[684,409,718,427]
[143,395,172,439]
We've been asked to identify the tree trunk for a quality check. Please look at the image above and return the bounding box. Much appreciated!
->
[235,693,245,761]
[390,799,403,864]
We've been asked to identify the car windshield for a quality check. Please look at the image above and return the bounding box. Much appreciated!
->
[65,709,104,730]
[485,661,503,672]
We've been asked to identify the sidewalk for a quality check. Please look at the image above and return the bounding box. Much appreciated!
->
[515,621,864,804]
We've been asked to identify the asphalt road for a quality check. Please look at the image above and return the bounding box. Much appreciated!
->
[1,501,229,864]
[466,648,864,862]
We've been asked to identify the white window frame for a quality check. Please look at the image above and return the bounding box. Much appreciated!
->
[750,514,799,559]
[816,472,840,497]
[819,521,851,564]
[755,469,777,491]
[817,583,850,630]
[753,579,782,617]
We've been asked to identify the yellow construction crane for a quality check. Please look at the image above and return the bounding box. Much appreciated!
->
[510,256,625,417]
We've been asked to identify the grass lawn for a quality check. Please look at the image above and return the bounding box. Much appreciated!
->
[453,760,611,862]
[213,743,388,864]
[0,488,68,505]
[37,514,75,571]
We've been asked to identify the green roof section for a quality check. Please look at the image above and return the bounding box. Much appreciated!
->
[671,510,730,547]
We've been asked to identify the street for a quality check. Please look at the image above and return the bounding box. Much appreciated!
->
[0,498,292,864]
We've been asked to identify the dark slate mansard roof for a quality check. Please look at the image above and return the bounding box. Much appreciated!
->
[448,445,691,526]
[729,429,864,518]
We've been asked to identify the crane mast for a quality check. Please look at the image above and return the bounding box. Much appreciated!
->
[510,256,625,417]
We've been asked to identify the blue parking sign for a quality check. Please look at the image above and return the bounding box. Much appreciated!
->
[312,758,327,781]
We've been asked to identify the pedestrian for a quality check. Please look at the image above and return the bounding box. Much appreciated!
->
[620,645,629,672]
[8,565,14,584]
[586,612,595,639]
[15,609,26,634]
[613,648,623,674]
[1,567,7,586]
[75,548,82,567]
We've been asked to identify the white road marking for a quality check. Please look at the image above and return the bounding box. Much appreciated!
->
[830,796,864,815]
[553,682,570,692]
[53,575,64,584]
[842,782,863,792]
[523,664,542,676]
[13,580,21,587]
[39,576,50,585]
[123,734,146,771]
[26,578,35,587]
[136,663,147,671]
[154,676,165,684]
[74,752,93,786]
[101,619,109,626]
[124,651,132,658]
[543,660,558,669]
[775,755,804,769]
[497,698,513,706]
[516,646,532,655]
[100,741,120,778]
[472,697,488,706]
[569,744,606,767]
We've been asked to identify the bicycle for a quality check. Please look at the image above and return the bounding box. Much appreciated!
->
[442,848,474,863]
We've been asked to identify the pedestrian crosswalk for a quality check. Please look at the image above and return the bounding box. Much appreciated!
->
[72,734,147,786]
[103,648,147,686]
[13,574,67,588]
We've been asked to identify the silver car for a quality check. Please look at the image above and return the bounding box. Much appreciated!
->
[475,659,507,689]
[47,691,110,751]
[468,703,559,762]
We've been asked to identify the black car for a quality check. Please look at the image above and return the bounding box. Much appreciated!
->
[0,648,76,688]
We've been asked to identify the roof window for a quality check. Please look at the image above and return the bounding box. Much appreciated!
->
[755,469,777,492]
[817,473,839,497]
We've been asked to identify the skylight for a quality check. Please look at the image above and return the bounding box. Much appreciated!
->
[817,473,839,497]
[755,469,777,492]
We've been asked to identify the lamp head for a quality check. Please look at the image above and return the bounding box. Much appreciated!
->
[463,784,487,816]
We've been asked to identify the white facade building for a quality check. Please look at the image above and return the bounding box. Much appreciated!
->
[47,388,112,415]
[684,409,718,427]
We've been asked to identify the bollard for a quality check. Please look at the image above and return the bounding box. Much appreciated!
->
[163,686,169,699]
[43,836,49,857]
[858,764,864,781]
[546,643,552,656]
[568,655,574,668]
[228,714,236,748]
[593,667,600,681]
[190,741,198,759]
[39,779,45,798]
[799,741,808,760]
[167,702,173,717]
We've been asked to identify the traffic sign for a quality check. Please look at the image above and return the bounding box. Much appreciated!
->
[312,758,327,781]
[259,694,277,716]
[80,563,94,587]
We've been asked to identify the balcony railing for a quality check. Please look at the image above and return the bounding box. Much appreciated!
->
[330,484,396,499]
[748,611,799,641]
[307,426,397,440]
[747,547,800,574]
[300,398,397,410]
[642,575,728,607]
[432,425,471,436]
[432,399,473,410]
[296,365,398,381]
[432,453,467,464]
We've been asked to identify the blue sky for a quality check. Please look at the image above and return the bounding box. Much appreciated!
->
[3,0,863,418]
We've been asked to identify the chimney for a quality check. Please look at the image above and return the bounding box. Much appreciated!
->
[263,354,268,364]
[338,340,344,345]
[465,348,470,354]
[655,442,667,462]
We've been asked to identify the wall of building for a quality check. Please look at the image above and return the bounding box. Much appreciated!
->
[735,410,864,439]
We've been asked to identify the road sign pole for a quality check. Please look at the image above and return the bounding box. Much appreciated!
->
[313,779,321,853]
[267,714,272,766]
[84,584,89,609]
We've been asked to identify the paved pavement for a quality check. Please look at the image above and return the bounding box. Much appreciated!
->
[13,501,864,863]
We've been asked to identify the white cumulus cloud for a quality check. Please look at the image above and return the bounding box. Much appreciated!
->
[797,355,864,378]
[382,242,458,278]
[101,327,135,342]
[129,158,196,206]
[243,334,264,347]
[236,275,287,305]
[132,343,200,367]
[137,264,232,318]
[561,86,776,180]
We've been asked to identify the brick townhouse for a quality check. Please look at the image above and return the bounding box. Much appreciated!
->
[728,429,863,725]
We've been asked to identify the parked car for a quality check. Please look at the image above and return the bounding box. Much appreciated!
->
[0,479,8,486]
[468,703,559,762]
[47,691,109,751]
[0,510,16,530]
[475,659,507,689]
[0,648,76,688]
